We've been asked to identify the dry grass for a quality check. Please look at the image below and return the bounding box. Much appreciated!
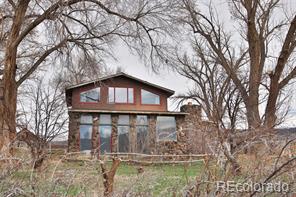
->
[1,147,295,196]
[0,149,204,196]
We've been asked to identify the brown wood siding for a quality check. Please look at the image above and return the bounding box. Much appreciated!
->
[71,76,169,111]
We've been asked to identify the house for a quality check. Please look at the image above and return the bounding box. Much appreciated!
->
[65,72,206,155]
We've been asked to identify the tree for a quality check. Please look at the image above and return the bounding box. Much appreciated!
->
[173,39,244,174]
[99,157,121,196]
[178,0,296,129]
[60,52,112,87]
[0,0,178,155]
[174,40,244,130]
[17,77,67,169]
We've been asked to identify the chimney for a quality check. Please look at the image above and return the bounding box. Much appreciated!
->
[180,102,201,117]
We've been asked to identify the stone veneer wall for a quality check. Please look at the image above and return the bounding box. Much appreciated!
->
[129,115,137,153]
[111,115,119,153]
[148,115,156,154]
[68,112,80,152]
[181,104,212,154]
[91,115,99,154]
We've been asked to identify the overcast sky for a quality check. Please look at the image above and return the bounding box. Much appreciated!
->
[105,0,296,128]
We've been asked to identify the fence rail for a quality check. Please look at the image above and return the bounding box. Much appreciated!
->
[61,151,210,165]
[104,152,210,157]
[14,146,211,165]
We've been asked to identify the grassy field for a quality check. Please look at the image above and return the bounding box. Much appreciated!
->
[2,149,295,196]
[0,156,204,197]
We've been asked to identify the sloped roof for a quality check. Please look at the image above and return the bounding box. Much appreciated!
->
[65,72,175,95]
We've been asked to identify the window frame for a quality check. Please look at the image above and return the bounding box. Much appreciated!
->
[79,87,100,103]
[79,114,93,151]
[156,116,177,142]
[98,114,112,154]
[140,89,161,105]
[136,115,149,153]
[108,87,135,104]
[117,115,130,153]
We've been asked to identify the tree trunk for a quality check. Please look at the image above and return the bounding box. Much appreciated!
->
[245,1,264,130]
[0,74,18,156]
[264,94,279,128]
[100,158,121,196]
[222,143,241,175]
[246,100,261,130]
[31,147,46,171]
[0,0,30,156]
[264,77,280,128]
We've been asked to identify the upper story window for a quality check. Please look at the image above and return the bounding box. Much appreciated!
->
[80,88,100,103]
[141,89,160,105]
[108,87,134,104]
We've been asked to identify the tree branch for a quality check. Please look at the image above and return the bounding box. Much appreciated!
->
[16,40,67,87]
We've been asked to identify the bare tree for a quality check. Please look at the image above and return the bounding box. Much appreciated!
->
[99,157,121,196]
[174,40,244,130]
[177,0,296,130]
[173,39,244,174]
[60,52,112,87]
[16,77,67,169]
[0,0,178,155]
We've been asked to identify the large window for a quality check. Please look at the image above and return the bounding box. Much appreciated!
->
[99,114,112,154]
[118,115,129,152]
[156,116,177,141]
[80,88,100,102]
[136,115,149,153]
[141,89,160,105]
[108,87,134,104]
[80,115,93,151]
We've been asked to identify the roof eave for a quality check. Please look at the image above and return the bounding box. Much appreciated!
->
[64,72,175,95]
[68,108,188,116]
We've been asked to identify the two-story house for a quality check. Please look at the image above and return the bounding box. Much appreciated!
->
[65,72,205,155]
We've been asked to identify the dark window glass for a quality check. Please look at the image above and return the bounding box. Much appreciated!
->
[137,126,149,153]
[118,115,129,152]
[156,116,177,141]
[80,125,92,151]
[99,126,111,154]
[118,126,129,152]
[99,114,112,154]
[136,115,149,153]
[80,88,100,102]
[80,115,93,151]
[141,89,160,104]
